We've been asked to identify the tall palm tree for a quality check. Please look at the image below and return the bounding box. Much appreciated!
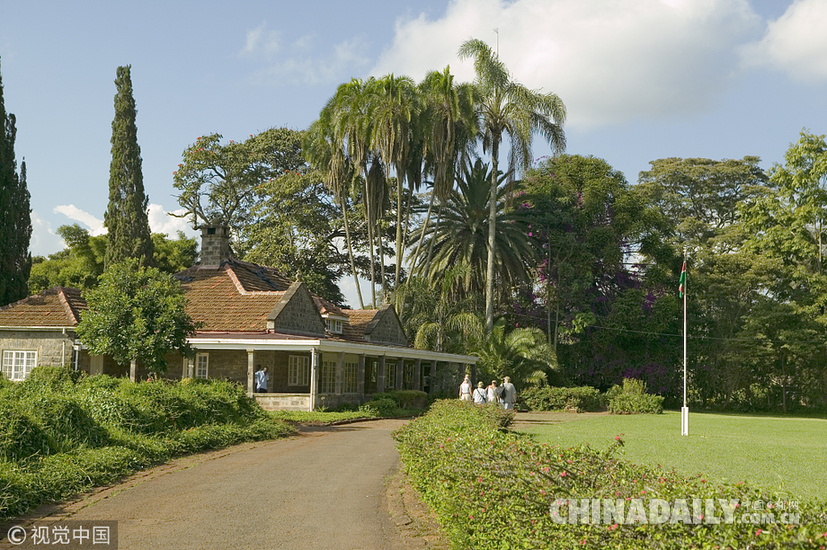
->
[303,119,364,308]
[369,75,419,290]
[409,159,536,299]
[412,67,479,270]
[458,38,566,333]
[475,317,558,388]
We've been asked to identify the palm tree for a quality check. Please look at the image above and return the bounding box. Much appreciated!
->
[409,159,536,299]
[303,119,365,308]
[412,67,478,270]
[368,74,419,290]
[458,38,566,334]
[475,317,558,388]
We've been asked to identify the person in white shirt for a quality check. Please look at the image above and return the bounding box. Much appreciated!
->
[486,380,500,405]
[459,375,472,402]
[472,381,487,404]
[500,376,517,409]
[255,365,269,393]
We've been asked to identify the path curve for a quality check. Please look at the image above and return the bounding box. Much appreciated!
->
[2,419,414,550]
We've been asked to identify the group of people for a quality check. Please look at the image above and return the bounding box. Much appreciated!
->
[459,375,516,409]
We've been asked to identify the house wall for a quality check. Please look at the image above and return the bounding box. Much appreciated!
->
[366,312,408,346]
[0,329,76,370]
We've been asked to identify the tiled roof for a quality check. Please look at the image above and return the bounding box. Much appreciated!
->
[0,287,87,327]
[177,263,285,332]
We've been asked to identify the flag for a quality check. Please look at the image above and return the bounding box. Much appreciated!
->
[679,261,686,298]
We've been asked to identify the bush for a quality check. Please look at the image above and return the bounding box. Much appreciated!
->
[374,390,428,409]
[520,386,606,412]
[0,402,52,461]
[608,378,664,414]
[359,397,399,417]
[393,400,826,549]
[22,394,109,451]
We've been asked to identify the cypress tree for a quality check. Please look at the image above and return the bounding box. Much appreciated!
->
[0,57,32,306]
[104,65,154,267]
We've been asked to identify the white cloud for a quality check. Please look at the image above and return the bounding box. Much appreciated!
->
[53,204,105,235]
[240,22,281,58]
[371,0,762,128]
[147,204,200,240]
[28,211,64,258]
[743,0,827,81]
[248,35,371,86]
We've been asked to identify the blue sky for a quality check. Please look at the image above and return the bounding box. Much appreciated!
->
[2,0,827,304]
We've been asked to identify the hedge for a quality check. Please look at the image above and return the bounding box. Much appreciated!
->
[520,386,606,412]
[393,400,827,549]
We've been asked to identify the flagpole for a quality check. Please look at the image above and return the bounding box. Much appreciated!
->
[681,248,689,436]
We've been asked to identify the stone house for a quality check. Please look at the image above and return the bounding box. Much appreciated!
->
[0,227,477,410]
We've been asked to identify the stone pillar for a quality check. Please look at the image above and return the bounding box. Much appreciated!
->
[396,359,404,390]
[377,356,386,393]
[357,355,366,397]
[247,350,256,397]
[413,359,422,391]
[335,352,344,395]
[129,359,137,383]
[310,348,319,410]
[429,361,438,394]
[470,362,476,388]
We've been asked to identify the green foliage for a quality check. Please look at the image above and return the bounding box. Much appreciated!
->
[608,378,665,414]
[475,317,557,388]
[0,375,294,519]
[173,128,305,232]
[152,231,198,274]
[0,57,32,306]
[394,401,826,549]
[360,396,399,417]
[520,386,606,412]
[375,389,428,409]
[105,65,154,267]
[77,259,197,374]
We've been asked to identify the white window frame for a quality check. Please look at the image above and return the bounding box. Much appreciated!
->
[343,361,358,393]
[195,353,209,379]
[385,361,396,389]
[325,318,343,334]
[320,359,335,393]
[288,355,310,386]
[2,350,37,381]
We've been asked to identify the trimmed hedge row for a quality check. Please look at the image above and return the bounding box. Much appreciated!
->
[393,400,827,549]
[521,386,606,412]
[0,368,294,519]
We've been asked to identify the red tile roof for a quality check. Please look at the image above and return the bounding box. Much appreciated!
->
[0,287,87,327]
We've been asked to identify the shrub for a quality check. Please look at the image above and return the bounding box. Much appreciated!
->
[0,402,52,461]
[375,390,428,409]
[521,386,606,412]
[608,378,664,414]
[393,400,826,549]
[359,397,399,417]
[22,394,109,451]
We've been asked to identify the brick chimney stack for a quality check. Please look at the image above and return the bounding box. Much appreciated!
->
[200,225,231,266]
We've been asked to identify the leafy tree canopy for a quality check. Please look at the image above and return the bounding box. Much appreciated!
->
[76,259,198,374]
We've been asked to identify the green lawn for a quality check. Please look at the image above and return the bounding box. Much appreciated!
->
[517,410,827,503]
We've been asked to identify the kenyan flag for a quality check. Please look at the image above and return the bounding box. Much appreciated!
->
[679,261,686,298]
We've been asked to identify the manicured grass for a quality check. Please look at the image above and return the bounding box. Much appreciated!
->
[517,410,827,503]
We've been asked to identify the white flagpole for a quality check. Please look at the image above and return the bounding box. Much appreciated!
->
[681,248,689,436]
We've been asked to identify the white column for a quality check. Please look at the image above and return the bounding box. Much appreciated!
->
[377,356,386,393]
[396,359,404,390]
[310,348,319,410]
[357,354,366,397]
[335,352,344,395]
[247,350,256,397]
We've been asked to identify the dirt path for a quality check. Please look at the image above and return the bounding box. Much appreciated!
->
[0,419,447,550]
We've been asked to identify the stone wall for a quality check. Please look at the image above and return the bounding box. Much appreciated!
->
[365,308,408,346]
[268,283,326,336]
[255,394,311,411]
[0,329,76,371]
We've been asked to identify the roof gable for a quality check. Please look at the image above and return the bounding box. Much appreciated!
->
[266,282,326,337]
[362,304,408,346]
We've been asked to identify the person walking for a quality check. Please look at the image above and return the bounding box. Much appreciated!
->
[459,375,472,402]
[255,365,269,393]
[472,381,487,405]
[500,376,517,409]
[486,380,500,406]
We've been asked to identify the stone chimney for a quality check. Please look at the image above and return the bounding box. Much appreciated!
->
[200,225,231,266]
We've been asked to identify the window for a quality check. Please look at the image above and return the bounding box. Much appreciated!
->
[320,359,335,393]
[343,361,358,393]
[385,361,396,389]
[325,319,343,334]
[2,350,37,381]
[195,353,209,379]
[288,355,310,386]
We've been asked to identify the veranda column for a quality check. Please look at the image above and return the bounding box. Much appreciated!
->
[429,361,438,394]
[396,358,403,390]
[413,359,422,391]
[377,356,386,393]
[310,348,319,411]
[335,352,344,395]
[247,350,256,397]
[357,354,366,397]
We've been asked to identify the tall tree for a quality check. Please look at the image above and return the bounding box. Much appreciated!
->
[0,58,32,306]
[104,65,154,267]
[458,38,566,333]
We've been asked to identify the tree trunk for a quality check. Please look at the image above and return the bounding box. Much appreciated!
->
[485,138,500,334]
[341,200,364,308]
[413,185,437,268]
[394,167,404,289]
[130,358,137,383]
